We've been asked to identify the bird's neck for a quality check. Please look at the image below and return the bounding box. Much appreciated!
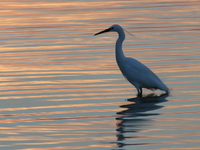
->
[115,29,125,68]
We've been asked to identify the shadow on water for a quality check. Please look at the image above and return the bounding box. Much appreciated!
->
[112,93,169,150]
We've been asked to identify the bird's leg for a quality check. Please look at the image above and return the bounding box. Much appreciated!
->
[137,88,142,97]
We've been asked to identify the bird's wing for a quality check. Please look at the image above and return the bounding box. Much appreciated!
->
[123,57,163,89]
[124,57,154,74]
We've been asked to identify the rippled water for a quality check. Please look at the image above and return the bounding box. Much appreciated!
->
[0,0,200,150]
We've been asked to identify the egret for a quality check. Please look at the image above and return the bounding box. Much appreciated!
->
[94,24,169,96]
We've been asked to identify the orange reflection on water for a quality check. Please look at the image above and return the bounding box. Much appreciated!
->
[0,135,115,149]
[0,102,126,112]
[0,108,124,119]
[0,92,132,101]
[0,114,118,124]
[0,1,200,150]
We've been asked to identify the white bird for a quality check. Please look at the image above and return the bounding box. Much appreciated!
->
[94,24,169,96]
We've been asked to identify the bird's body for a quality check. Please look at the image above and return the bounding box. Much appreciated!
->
[94,24,169,96]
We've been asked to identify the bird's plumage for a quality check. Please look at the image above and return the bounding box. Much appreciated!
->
[123,57,168,91]
[94,24,169,96]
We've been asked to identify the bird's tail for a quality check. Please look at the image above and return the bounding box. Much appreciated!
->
[161,84,169,93]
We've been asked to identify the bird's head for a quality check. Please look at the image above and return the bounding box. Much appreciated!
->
[94,24,122,36]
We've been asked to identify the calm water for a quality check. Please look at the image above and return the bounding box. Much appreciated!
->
[0,0,200,150]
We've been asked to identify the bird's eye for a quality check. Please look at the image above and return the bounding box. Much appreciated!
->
[110,27,114,30]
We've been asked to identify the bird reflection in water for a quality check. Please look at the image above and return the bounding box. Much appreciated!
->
[112,93,169,149]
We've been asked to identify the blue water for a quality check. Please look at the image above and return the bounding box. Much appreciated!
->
[0,0,200,150]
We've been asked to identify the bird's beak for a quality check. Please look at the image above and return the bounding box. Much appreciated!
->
[94,28,111,36]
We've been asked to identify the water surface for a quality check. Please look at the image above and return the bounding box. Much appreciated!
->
[0,0,200,150]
